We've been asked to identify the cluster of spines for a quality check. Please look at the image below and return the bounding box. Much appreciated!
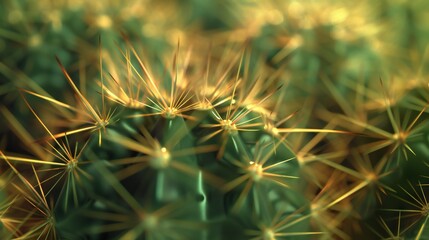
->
[0,41,341,239]
[2,0,429,239]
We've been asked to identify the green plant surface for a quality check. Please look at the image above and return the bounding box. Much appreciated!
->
[2,0,429,239]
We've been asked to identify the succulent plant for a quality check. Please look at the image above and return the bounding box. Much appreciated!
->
[2,0,429,239]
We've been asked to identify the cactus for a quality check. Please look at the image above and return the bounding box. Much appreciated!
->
[2,0,429,239]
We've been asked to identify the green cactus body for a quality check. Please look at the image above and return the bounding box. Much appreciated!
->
[3,0,429,239]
